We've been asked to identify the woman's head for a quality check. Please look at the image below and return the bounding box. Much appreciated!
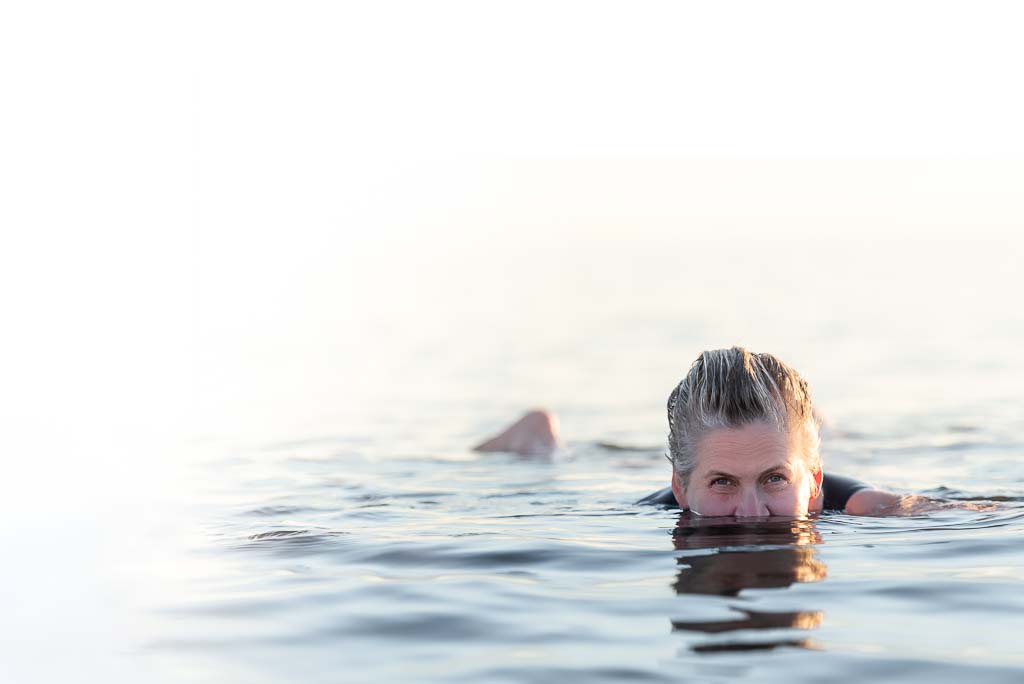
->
[667,347,823,517]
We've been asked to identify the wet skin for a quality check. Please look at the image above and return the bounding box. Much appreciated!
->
[474,410,1000,516]
[670,422,824,517]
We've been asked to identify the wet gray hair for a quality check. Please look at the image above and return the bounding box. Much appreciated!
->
[666,347,821,488]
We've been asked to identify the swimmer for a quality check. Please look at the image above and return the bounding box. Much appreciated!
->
[475,346,996,517]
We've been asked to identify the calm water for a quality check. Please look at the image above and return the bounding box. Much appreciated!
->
[142,237,1024,681]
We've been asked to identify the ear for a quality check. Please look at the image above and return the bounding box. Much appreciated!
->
[671,467,688,509]
[809,465,824,502]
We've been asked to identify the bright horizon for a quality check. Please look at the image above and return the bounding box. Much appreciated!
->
[5,0,1024,478]
[4,4,1024,681]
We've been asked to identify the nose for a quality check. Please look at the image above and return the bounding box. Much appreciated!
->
[735,489,769,517]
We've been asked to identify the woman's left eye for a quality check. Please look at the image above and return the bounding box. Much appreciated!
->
[765,474,786,484]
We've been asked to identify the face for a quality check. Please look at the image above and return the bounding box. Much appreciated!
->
[672,422,822,517]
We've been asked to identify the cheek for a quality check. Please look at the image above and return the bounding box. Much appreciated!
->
[766,481,812,514]
[768,495,803,515]
[767,484,804,500]
[787,476,814,500]
[686,491,734,516]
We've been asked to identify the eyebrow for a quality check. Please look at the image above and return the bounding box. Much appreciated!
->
[706,464,790,480]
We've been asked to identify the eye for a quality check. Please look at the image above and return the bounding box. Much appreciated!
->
[711,477,733,487]
[764,473,788,485]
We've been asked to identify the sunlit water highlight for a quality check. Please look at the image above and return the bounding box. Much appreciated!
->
[142,236,1024,682]
[146,436,1024,683]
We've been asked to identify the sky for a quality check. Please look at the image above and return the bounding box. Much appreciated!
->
[2,4,1023,680]
[3,0,1024,516]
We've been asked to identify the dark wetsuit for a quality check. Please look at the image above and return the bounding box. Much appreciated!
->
[637,472,872,512]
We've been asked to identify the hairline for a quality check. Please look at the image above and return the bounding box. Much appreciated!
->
[666,347,822,489]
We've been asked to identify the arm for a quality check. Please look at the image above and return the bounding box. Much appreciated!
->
[845,489,1000,516]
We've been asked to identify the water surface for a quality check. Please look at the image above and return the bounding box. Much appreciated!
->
[147,236,1024,682]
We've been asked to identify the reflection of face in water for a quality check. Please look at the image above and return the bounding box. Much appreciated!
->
[670,513,826,650]
[671,513,826,596]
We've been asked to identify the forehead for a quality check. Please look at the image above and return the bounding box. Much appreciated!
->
[693,423,799,473]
